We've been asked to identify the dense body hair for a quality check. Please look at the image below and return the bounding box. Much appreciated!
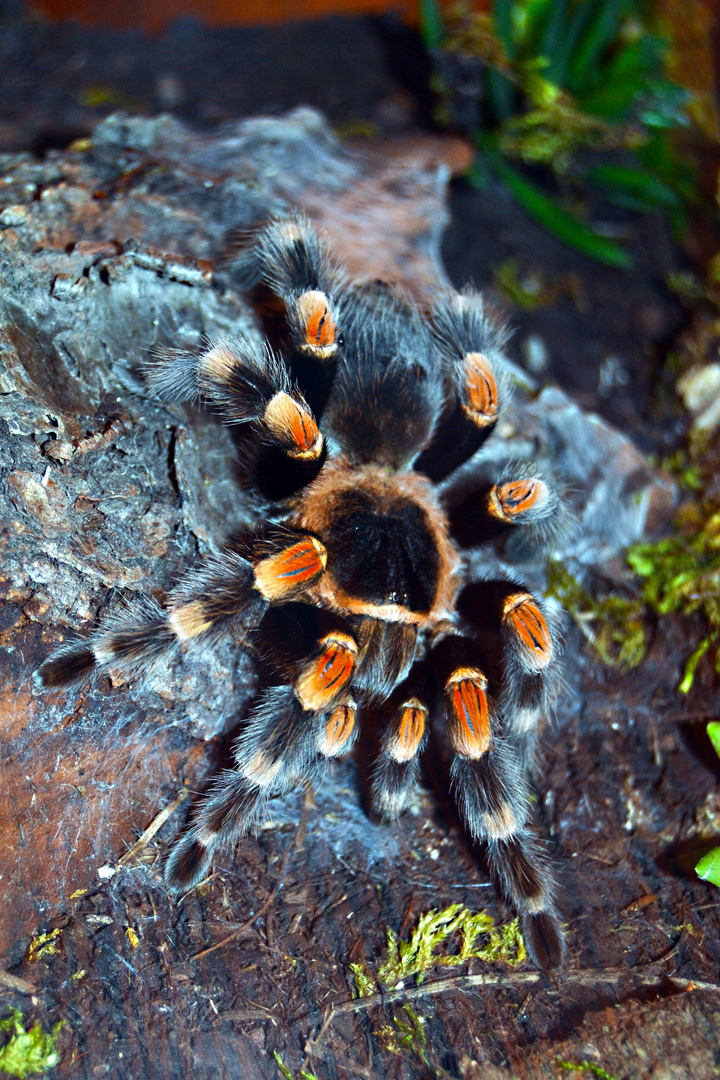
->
[37,216,569,969]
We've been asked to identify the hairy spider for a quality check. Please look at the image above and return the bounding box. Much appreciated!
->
[37,216,566,968]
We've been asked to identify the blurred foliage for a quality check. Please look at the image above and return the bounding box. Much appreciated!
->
[419,0,708,264]
[493,256,586,309]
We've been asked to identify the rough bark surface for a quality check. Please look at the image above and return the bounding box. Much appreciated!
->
[0,111,719,1080]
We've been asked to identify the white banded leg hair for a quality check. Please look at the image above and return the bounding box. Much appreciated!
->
[36,543,328,691]
[165,684,359,893]
[371,666,430,818]
[451,736,565,969]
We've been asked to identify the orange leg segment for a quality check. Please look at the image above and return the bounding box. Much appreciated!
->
[502,594,553,672]
[446,667,492,759]
[253,537,327,601]
[295,632,357,711]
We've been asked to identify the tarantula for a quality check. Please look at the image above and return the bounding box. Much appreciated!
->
[37,217,566,968]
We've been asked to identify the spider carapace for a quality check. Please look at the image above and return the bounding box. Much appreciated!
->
[37,217,566,968]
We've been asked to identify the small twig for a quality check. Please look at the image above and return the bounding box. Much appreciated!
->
[117,788,189,867]
[323,964,720,1020]
[0,970,37,995]
[190,838,296,963]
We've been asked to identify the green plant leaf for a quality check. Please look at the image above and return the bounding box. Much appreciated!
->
[486,69,516,123]
[589,164,683,213]
[513,0,555,54]
[476,137,632,268]
[544,0,600,89]
[539,0,570,65]
[576,35,666,118]
[566,0,626,96]
[494,0,516,54]
[418,0,444,50]
[696,847,720,887]
[707,721,720,759]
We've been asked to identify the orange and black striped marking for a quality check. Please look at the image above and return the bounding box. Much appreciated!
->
[296,290,338,357]
[487,478,548,522]
[263,391,323,459]
[387,699,427,763]
[317,699,357,757]
[254,537,327,601]
[446,667,492,759]
[461,352,498,427]
[296,632,357,711]
[503,593,553,672]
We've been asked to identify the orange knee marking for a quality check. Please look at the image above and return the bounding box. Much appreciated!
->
[296,633,357,711]
[254,538,327,601]
[387,699,426,763]
[263,392,323,459]
[296,290,338,357]
[461,352,498,427]
[487,478,548,522]
[446,667,492,758]
[317,699,357,757]
[503,594,553,671]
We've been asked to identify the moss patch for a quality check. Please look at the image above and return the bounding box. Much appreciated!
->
[546,560,647,669]
[352,903,526,997]
[0,1009,63,1079]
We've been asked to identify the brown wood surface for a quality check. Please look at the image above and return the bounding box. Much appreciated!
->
[30,0,420,32]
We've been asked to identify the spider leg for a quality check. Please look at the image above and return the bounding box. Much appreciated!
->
[148,337,324,463]
[415,288,510,482]
[371,665,430,818]
[435,631,564,968]
[229,216,344,417]
[36,536,328,688]
[351,617,418,701]
[448,463,569,552]
[165,686,321,891]
[500,585,560,774]
[166,682,360,894]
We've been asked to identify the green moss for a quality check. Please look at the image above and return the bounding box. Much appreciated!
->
[377,1005,444,1075]
[349,962,377,998]
[25,930,62,965]
[628,509,720,691]
[351,903,526,997]
[272,1051,318,1080]
[557,1060,619,1080]
[0,1010,63,1079]
[546,560,647,668]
